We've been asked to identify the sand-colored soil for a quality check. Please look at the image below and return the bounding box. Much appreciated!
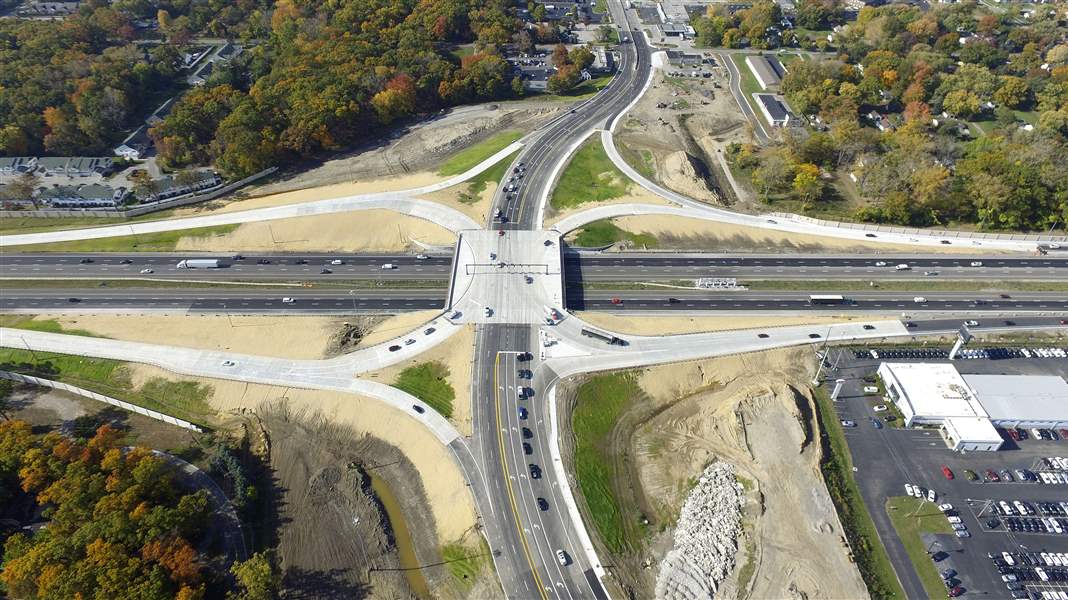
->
[544,188,674,228]
[365,325,475,436]
[171,173,445,218]
[418,180,498,225]
[633,347,867,599]
[609,214,994,254]
[125,363,477,543]
[659,150,719,203]
[355,310,441,349]
[575,312,888,336]
[174,209,455,253]
[48,314,338,359]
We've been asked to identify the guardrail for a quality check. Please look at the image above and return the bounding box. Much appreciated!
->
[0,370,204,433]
[765,212,1068,244]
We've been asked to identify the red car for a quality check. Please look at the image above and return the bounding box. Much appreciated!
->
[948,586,964,598]
[942,466,954,480]
[610,297,622,305]
[1008,428,1021,441]
[985,469,1000,482]
[1060,429,1068,439]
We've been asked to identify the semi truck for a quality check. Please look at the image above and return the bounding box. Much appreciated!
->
[176,259,222,269]
[581,327,627,346]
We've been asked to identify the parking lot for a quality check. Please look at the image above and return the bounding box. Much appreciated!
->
[824,345,1068,599]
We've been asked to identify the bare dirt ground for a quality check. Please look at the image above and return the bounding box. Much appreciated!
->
[616,69,754,208]
[45,314,392,360]
[124,363,478,548]
[419,180,498,225]
[365,325,476,436]
[559,347,866,599]
[174,209,456,253]
[354,311,440,348]
[6,383,195,451]
[244,101,562,197]
[575,312,889,336]
[599,214,996,254]
[256,402,415,599]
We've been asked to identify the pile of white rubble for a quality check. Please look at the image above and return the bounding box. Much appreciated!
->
[654,462,744,600]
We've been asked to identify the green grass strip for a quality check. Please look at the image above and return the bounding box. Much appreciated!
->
[437,131,523,176]
[571,372,641,554]
[813,386,905,599]
[440,542,486,589]
[6,224,239,253]
[885,496,954,599]
[391,361,455,418]
[572,220,658,248]
[0,348,214,426]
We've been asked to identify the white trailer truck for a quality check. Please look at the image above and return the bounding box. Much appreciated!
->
[176,259,222,269]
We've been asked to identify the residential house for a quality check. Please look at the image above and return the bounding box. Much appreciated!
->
[113,126,152,160]
[40,184,128,208]
[145,99,175,127]
[139,171,222,202]
[754,93,799,127]
[16,1,80,17]
[866,110,894,132]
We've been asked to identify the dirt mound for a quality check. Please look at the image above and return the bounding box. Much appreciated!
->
[660,151,717,203]
[325,316,388,357]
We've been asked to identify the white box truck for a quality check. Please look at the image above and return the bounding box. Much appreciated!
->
[176,259,221,269]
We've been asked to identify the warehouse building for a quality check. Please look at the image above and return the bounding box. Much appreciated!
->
[877,362,1068,452]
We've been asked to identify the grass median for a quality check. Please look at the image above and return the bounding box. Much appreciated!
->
[437,130,522,177]
[551,138,631,211]
[571,372,642,554]
[813,386,905,599]
[746,279,1068,292]
[572,220,658,248]
[457,150,519,204]
[391,361,455,418]
[885,496,954,599]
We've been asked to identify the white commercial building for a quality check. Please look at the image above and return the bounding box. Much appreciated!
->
[877,363,1068,452]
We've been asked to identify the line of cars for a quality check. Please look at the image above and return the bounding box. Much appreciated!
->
[986,500,1068,535]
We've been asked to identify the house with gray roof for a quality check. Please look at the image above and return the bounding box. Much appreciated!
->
[745,55,788,90]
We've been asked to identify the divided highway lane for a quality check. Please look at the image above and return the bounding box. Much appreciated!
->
[0,289,445,313]
[568,290,1068,312]
[566,253,1068,280]
[0,253,453,280]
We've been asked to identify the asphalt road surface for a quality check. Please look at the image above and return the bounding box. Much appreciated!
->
[10,252,1068,283]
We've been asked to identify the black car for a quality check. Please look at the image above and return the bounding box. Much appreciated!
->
[865,233,877,238]
[529,464,541,479]
[412,405,425,414]
[388,345,401,352]
[295,258,308,265]
[119,258,132,264]
[320,268,332,274]
[233,254,245,260]
[808,333,821,339]
[68,297,81,303]
[517,352,533,362]
[521,427,533,439]
[257,258,270,264]
[667,298,680,304]
[523,442,533,455]
[537,497,549,511]
[757,333,769,338]
[79,258,93,263]
[863,324,875,330]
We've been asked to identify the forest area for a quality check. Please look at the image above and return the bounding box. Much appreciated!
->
[697,0,1068,231]
[1,0,528,179]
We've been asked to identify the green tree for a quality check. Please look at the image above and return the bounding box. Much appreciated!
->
[993,76,1030,109]
[596,25,615,43]
[943,89,982,119]
[569,45,595,71]
[228,552,280,600]
[548,64,583,94]
[792,162,824,205]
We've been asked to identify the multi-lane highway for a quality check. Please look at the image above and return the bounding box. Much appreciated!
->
[6,288,1068,314]
[9,252,1068,282]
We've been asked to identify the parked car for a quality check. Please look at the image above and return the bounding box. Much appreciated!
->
[942,466,954,480]
[873,404,888,412]
[841,420,857,428]
[985,469,1000,482]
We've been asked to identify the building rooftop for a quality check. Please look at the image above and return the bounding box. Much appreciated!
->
[755,94,789,121]
[880,362,988,419]
[942,416,1002,444]
[962,374,1068,423]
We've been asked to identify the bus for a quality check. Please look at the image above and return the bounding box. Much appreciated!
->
[808,294,851,305]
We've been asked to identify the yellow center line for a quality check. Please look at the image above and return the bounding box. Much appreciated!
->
[495,352,550,600]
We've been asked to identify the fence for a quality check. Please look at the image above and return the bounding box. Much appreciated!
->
[0,167,277,220]
[765,212,1068,244]
[0,370,204,433]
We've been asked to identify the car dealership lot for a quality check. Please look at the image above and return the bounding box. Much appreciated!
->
[825,348,1068,599]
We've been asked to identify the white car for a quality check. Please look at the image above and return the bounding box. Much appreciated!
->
[330,259,343,265]
[873,404,888,412]
[415,254,428,260]
[926,489,936,503]
[947,516,962,523]
[965,320,979,326]
[904,484,915,497]
[863,386,879,394]
[556,549,569,566]
[912,486,924,498]
[140,268,154,274]
[939,503,954,512]
[282,297,295,304]
[221,360,236,367]
[970,261,983,267]
[875,261,887,267]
